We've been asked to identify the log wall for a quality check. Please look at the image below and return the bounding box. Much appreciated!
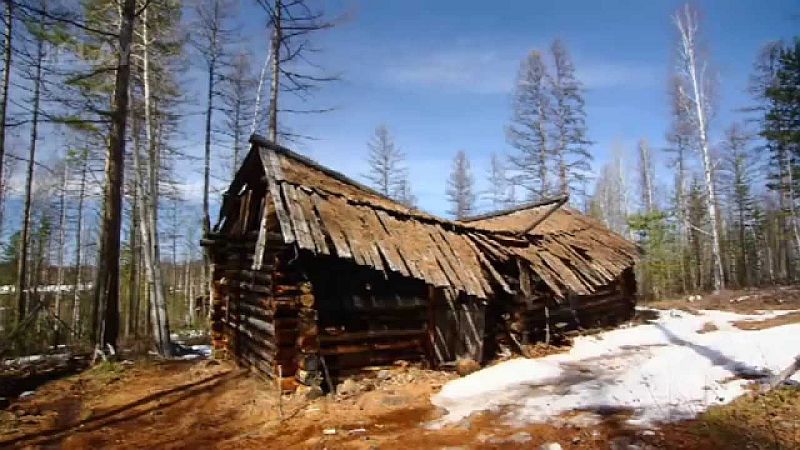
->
[501,267,636,346]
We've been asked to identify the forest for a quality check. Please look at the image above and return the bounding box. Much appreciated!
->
[0,0,797,367]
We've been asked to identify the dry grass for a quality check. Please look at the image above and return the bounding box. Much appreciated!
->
[733,311,800,330]
[657,387,800,450]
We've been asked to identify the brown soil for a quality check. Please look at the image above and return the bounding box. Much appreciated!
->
[647,286,800,314]
[2,287,799,449]
[4,357,797,449]
[0,358,659,449]
[733,311,800,330]
[697,321,719,334]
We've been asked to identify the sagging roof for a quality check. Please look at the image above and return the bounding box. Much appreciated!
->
[235,135,637,300]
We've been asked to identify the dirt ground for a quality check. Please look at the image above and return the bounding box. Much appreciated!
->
[647,285,800,314]
[1,287,799,449]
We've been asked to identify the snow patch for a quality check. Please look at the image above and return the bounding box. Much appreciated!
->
[432,309,800,427]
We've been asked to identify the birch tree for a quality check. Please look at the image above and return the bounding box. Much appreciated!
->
[128,0,181,357]
[446,150,476,220]
[673,4,724,291]
[638,139,655,213]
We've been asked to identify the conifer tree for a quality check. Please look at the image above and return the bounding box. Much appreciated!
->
[549,39,592,198]
[446,150,476,220]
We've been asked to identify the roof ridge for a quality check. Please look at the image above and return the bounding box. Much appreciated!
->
[460,195,570,222]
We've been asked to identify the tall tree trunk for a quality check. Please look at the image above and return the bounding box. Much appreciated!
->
[267,0,281,142]
[0,1,12,219]
[783,148,800,282]
[139,5,172,356]
[201,0,221,323]
[15,25,44,322]
[93,0,136,351]
[250,40,272,136]
[126,178,139,337]
[676,6,724,291]
[53,161,69,343]
[72,150,87,339]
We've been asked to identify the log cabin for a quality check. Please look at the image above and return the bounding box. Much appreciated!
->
[201,135,638,390]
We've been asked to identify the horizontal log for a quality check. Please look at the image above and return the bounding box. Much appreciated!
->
[320,338,423,356]
[327,350,425,372]
[223,269,273,283]
[319,329,427,344]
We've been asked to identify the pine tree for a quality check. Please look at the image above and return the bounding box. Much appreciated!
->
[762,39,800,281]
[719,123,756,286]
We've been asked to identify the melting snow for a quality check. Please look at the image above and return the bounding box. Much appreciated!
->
[432,309,800,427]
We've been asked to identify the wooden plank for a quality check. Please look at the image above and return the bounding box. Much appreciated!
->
[538,250,590,296]
[334,200,369,267]
[439,230,484,298]
[259,147,295,244]
[361,208,410,276]
[267,186,294,244]
[424,228,464,290]
[251,195,269,270]
[352,205,386,273]
[294,187,330,255]
[282,184,315,251]
[464,235,510,294]
[311,193,353,260]
[425,226,471,292]
[390,217,454,287]
[375,211,426,281]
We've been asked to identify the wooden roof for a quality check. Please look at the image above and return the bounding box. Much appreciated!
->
[241,135,637,300]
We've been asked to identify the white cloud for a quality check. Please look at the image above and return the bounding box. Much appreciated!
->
[378,45,659,94]
[381,48,517,94]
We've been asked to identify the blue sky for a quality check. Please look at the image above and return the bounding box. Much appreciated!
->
[213,0,797,218]
[12,0,797,225]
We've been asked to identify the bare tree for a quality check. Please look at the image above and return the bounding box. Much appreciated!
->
[589,145,630,236]
[394,177,417,208]
[446,150,476,220]
[193,0,236,318]
[221,51,256,177]
[507,51,551,199]
[255,0,335,142]
[673,4,724,291]
[364,125,406,197]
[638,139,655,213]
[549,39,592,198]
[485,152,512,210]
